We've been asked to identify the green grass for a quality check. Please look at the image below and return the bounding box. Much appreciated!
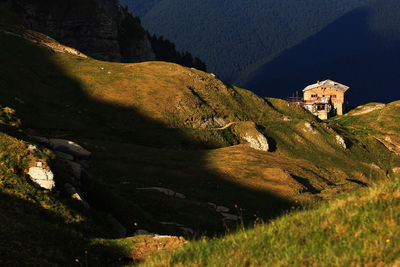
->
[144,176,400,266]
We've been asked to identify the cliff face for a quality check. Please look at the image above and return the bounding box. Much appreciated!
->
[2,0,155,62]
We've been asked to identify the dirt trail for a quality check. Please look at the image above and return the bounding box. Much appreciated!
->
[212,121,238,130]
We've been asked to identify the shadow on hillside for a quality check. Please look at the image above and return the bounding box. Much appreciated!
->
[245,3,400,105]
[0,191,129,266]
[0,29,296,263]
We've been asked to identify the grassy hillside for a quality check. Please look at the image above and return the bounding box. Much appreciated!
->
[144,175,400,266]
[121,0,370,82]
[1,18,400,265]
[334,101,400,154]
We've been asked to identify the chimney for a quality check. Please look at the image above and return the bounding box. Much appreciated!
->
[317,80,320,84]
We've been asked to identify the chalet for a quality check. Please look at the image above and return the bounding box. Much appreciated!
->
[302,79,349,120]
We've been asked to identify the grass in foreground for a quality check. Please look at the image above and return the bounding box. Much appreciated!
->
[143,176,400,266]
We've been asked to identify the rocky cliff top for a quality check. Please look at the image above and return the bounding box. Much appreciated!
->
[0,0,155,62]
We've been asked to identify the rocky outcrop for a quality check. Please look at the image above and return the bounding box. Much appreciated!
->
[29,136,92,209]
[1,0,156,62]
[243,134,269,151]
[137,187,186,199]
[304,122,316,134]
[231,122,269,152]
[48,139,91,159]
[207,203,239,222]
[336,135,347,149]
[393,167,400,174]
[64,183,90,209]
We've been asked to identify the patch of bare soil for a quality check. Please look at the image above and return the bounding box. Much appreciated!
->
[350,104,385,116]
[115,235,187,265]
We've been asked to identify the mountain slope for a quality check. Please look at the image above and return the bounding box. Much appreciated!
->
[121,0,370,82]
[1,17,400,265]
[334,101,400,155]
[243,0,400,105]
[144,176,400,266]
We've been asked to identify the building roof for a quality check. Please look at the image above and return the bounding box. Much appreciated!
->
[303,79,349,92]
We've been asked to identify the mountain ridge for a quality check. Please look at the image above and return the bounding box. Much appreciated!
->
[121,0,371,83]
[243,0,400,105]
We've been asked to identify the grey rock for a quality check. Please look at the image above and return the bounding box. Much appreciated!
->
[134,229,152,236]
[61,160,82,179]
[30,135,49,144]
[232,122,269,151]
[64,183,90,208]
[304,122,316,134]
[28,167,55,190]
[71,193,90,209]
[49,139,91,158]
[336,135,347,149]
[137,187,186,199]
[243,133,269,152]
[216,206,230,213]
[160,222,194,235]
[393,167,400,174]
[221,212,240,221]
[106,214,127,238]
[64,183,76,195]
[27,144,40,152]
[55,151,74,161]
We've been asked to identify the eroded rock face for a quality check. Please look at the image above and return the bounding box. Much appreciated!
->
[28,167,55,190]
[2,0,156,62]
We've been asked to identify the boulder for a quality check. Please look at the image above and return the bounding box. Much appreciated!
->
[64,183,90,208]
[27,144,40,152]
[243,133,269,151]
[71,193,90,209]
[61,160,82,180]
[393,167,400,174]
[135,229,152,235]
[49,139,91,158]
[221,212,240,221]
[336,135,347,149]
[304,122,316,134]
[106,214,127,238]
[137,187,186,199]
[55,151,74,161]
[30,135,49,144]
[216,205,230,213]
[232,122,269,151]
[160,222,194,235]
[28,167,55,190]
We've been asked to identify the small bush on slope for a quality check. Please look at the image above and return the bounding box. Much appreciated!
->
[144,176,400,266]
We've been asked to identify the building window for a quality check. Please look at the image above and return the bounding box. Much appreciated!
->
[332,95,337,98]
[311,94,317,98]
